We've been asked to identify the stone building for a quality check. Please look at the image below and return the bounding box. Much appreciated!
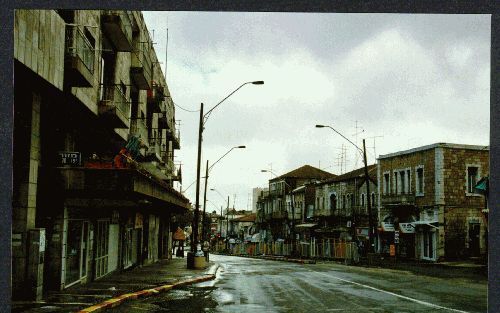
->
[257,165,336,242]
[377,143,489,261]
[13,9,189,300]
[313,165,377,243]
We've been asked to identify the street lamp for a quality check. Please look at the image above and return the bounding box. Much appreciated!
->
[201,145,246,242]
[315,124,375,253]
[261,169,297,254]
[189,81,263,268]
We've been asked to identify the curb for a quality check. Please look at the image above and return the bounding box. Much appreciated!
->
[76,272,217,313]
[215,253,316,264]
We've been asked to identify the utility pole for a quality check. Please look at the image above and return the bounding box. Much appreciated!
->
[363,139,375,253]
[190,103,203,259]
[226,196,230,250]
[201,159,209,242]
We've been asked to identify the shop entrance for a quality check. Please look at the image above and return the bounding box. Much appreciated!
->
[422,230,436,260]
[65,220,89,287]
[95,220,110,279]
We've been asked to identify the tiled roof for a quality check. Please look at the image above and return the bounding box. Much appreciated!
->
[233,213,256,222]
[320,164,377,184]
[271,165,336,181]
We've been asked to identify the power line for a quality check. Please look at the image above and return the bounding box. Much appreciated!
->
[173,101,200,113]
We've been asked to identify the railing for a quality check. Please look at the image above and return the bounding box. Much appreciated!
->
[131,118,148,146]
[381,193,416,205]
[100,84,130,118]
[212,239,359,263]
[65,25,94,73]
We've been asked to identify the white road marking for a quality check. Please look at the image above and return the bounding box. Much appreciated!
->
[325,274,470,313]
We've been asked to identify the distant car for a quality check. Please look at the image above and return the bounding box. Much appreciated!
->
[229,238,236,244]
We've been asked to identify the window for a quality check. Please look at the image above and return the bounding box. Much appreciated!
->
[394,172,399,194]
[371,192,375,207]
[400,171,405,194]
[406,169,411,193]
[416,166,424,195]
[330,194,337,213]
[467,166,479,193]
[342,195,346,209]
[384,173,390,194]
[361,194,365,207]
[350,193,355,208]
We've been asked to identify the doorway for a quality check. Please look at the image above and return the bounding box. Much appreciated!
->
[65,220,89,287]
[468,223,480,257]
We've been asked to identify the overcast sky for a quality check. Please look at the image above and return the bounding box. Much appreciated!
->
[142,12,490,213]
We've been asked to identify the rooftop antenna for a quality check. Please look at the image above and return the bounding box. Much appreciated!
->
[165,18,169,81]
[352,120,364,168]
[366,135,384,163]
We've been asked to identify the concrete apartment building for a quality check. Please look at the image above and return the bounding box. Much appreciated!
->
[377,143,489,261]
[13,9,189,300]
[313,165,377,243]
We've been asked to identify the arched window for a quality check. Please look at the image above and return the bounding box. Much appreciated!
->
[330,194,337,213]
[361,194,365,207]
[371,193,375,207]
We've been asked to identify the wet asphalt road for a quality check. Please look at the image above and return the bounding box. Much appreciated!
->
[107,254,487,313]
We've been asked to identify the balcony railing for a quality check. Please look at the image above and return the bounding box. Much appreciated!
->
[101,10,132,51]
[65,24,94,86]
[166,128,180,150]
[381,192,416,205]
[98,84,130,128]
[130,118,149,149]
[147,137,162,162]
[147,82,165,112]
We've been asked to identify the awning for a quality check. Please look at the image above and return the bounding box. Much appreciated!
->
[295,223,317,228]
[413,221,439,229]
[474,176,488,195]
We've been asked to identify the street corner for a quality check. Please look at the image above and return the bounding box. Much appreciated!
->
[207,262,221,275]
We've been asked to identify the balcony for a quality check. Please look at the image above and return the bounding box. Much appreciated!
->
[381,193,416,206]
[157,112,169,130]
[101,11,133,52]
[130,119,149,150]
[272,210,287,220]
[130,41,152,90]
[166,129,180,150]
[98,85,130,128]
[147,82,164,113]
[65,25,94,87]
[146,137,162,162]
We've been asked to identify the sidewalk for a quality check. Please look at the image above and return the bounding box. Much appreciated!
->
[12,257,218,313]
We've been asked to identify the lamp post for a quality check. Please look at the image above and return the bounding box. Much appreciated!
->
[261,169,296,254]
[201,146,246,242]
[189,81,263,268]
[315,124,375,253]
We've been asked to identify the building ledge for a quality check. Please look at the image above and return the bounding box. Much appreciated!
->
[52,167,190,211]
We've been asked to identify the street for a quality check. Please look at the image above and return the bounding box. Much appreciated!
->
[107,254,487,313]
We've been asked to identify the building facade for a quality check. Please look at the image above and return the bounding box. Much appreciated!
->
[13,9,189,300]
[377,143,489,261]
[313,165,377,244]
[256,165,336,243]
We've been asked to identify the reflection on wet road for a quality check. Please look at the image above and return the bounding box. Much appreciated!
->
[108,254,487,313]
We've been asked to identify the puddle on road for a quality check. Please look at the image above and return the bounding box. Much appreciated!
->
[153,286,219,312]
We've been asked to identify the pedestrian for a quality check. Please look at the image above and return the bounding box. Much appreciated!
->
[202,240,210,262]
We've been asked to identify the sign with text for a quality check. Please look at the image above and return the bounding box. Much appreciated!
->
[394,230,400,244]
[399,223,415,233]
[390,244,396,256]
[381,222,395,232]
[58,151,81,166]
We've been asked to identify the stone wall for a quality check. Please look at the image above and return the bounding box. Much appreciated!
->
[14,10,65,91]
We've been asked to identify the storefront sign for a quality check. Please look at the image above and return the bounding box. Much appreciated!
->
[135,213,143,229]
[381,222,395,232]
[356,227,369,237]
[399,223,415,233]
[58,151,81,166]
[394,230,400,244]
